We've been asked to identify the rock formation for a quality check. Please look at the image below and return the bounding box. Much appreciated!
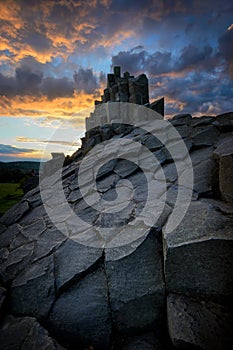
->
[0,109,233,349]
[85,66,164,130]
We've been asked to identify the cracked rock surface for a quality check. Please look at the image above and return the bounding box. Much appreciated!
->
[0,112,233,349]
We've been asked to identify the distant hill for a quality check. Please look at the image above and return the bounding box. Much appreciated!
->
[0,161,41,183]
[0,161,41,173]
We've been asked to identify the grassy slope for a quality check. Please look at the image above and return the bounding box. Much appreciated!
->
[0,183,24,216]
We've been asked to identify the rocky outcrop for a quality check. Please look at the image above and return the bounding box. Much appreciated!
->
[0,112,233,349]
[86,67,164,130]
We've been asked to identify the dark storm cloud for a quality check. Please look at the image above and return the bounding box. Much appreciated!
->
[219,29,233,61]
[145,51,173,75]
[73,68,98,94]
[0,0,232,117]
[218,28,233,77]
[177,45,214,71]
[112,44,217,76]
[111,38,233,117]
[15,67,43,94]
[150,71,233,116]
[111,48,146,75]
[0,64,100,99]
[0,68,43,97]
[23,29,53,52]
[112,48,173,75]
[41,77,74,100]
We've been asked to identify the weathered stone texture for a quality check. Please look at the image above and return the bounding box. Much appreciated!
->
[163,200,233,298]
[0,316,65,350]
[0,110,233,349]
[167,294,233,350]
[214,137,233,203]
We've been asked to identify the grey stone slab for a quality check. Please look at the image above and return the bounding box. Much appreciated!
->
[166,184,198,207]
[0,201,30,226]
[96,158,117,179]
[218,154,233,203]
[214,137,233,203]
[214,112,233,132]
[114,159,139,178]
[170,114,192,126]
[140,133,163,151]
[175,125,190,138]
[73,199,99,225]
[9,230,30,250]
[19,204,47,225]
[153,147,167,164]
[191,147,217,194]
[100,124,113,140]
[162,163,178,183]
[1,242,34,284]
[49,267,111,350]
[54,239,103,291]
[10,255,55,319]
[66,188,82,203]
[163,200,233,298]
[163,138,192,162]
[191,125,219,147]
[191,115,214,127]
[97,201,135,228]
[32,227,67,262]
[0,223,21,249]
[28,194,43,209]
[0,315,65,350]
[96,173,120,192]
[112,123,133,135]
[167,293,233,350]
[106,232,165,334]
[214,136,233,157]
[22,218,47,239]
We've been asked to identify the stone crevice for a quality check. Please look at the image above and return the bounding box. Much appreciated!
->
[102,249,115,349]
[54,252,104,298]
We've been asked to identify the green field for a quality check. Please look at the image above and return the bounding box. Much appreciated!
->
[0,183,24,217]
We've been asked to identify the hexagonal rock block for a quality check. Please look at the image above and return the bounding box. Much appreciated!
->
[0,200,29,226]
[214,137,233,203]
[10,255,56,319]
[191,147,217,195]
[170,114,192,127]
[0,315,65,350]
[48,267,112,350]
[167,293,233,350]
[213,112,233,132]
[191,116,214,127]
[105,232,165,334]
[163,200,233,298]
[190,124,219,147]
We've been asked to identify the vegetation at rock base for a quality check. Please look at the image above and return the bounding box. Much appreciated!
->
[0,183,24,216]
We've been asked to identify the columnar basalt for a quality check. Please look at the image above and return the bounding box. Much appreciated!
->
[0,67,233,349]
[85,66,164,130]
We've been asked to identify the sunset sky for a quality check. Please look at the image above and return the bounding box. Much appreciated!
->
[0,0,232,161]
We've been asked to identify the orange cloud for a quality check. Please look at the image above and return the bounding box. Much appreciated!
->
[0,91,98,128]
[4,149,46,160]
[0,0,23,27]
